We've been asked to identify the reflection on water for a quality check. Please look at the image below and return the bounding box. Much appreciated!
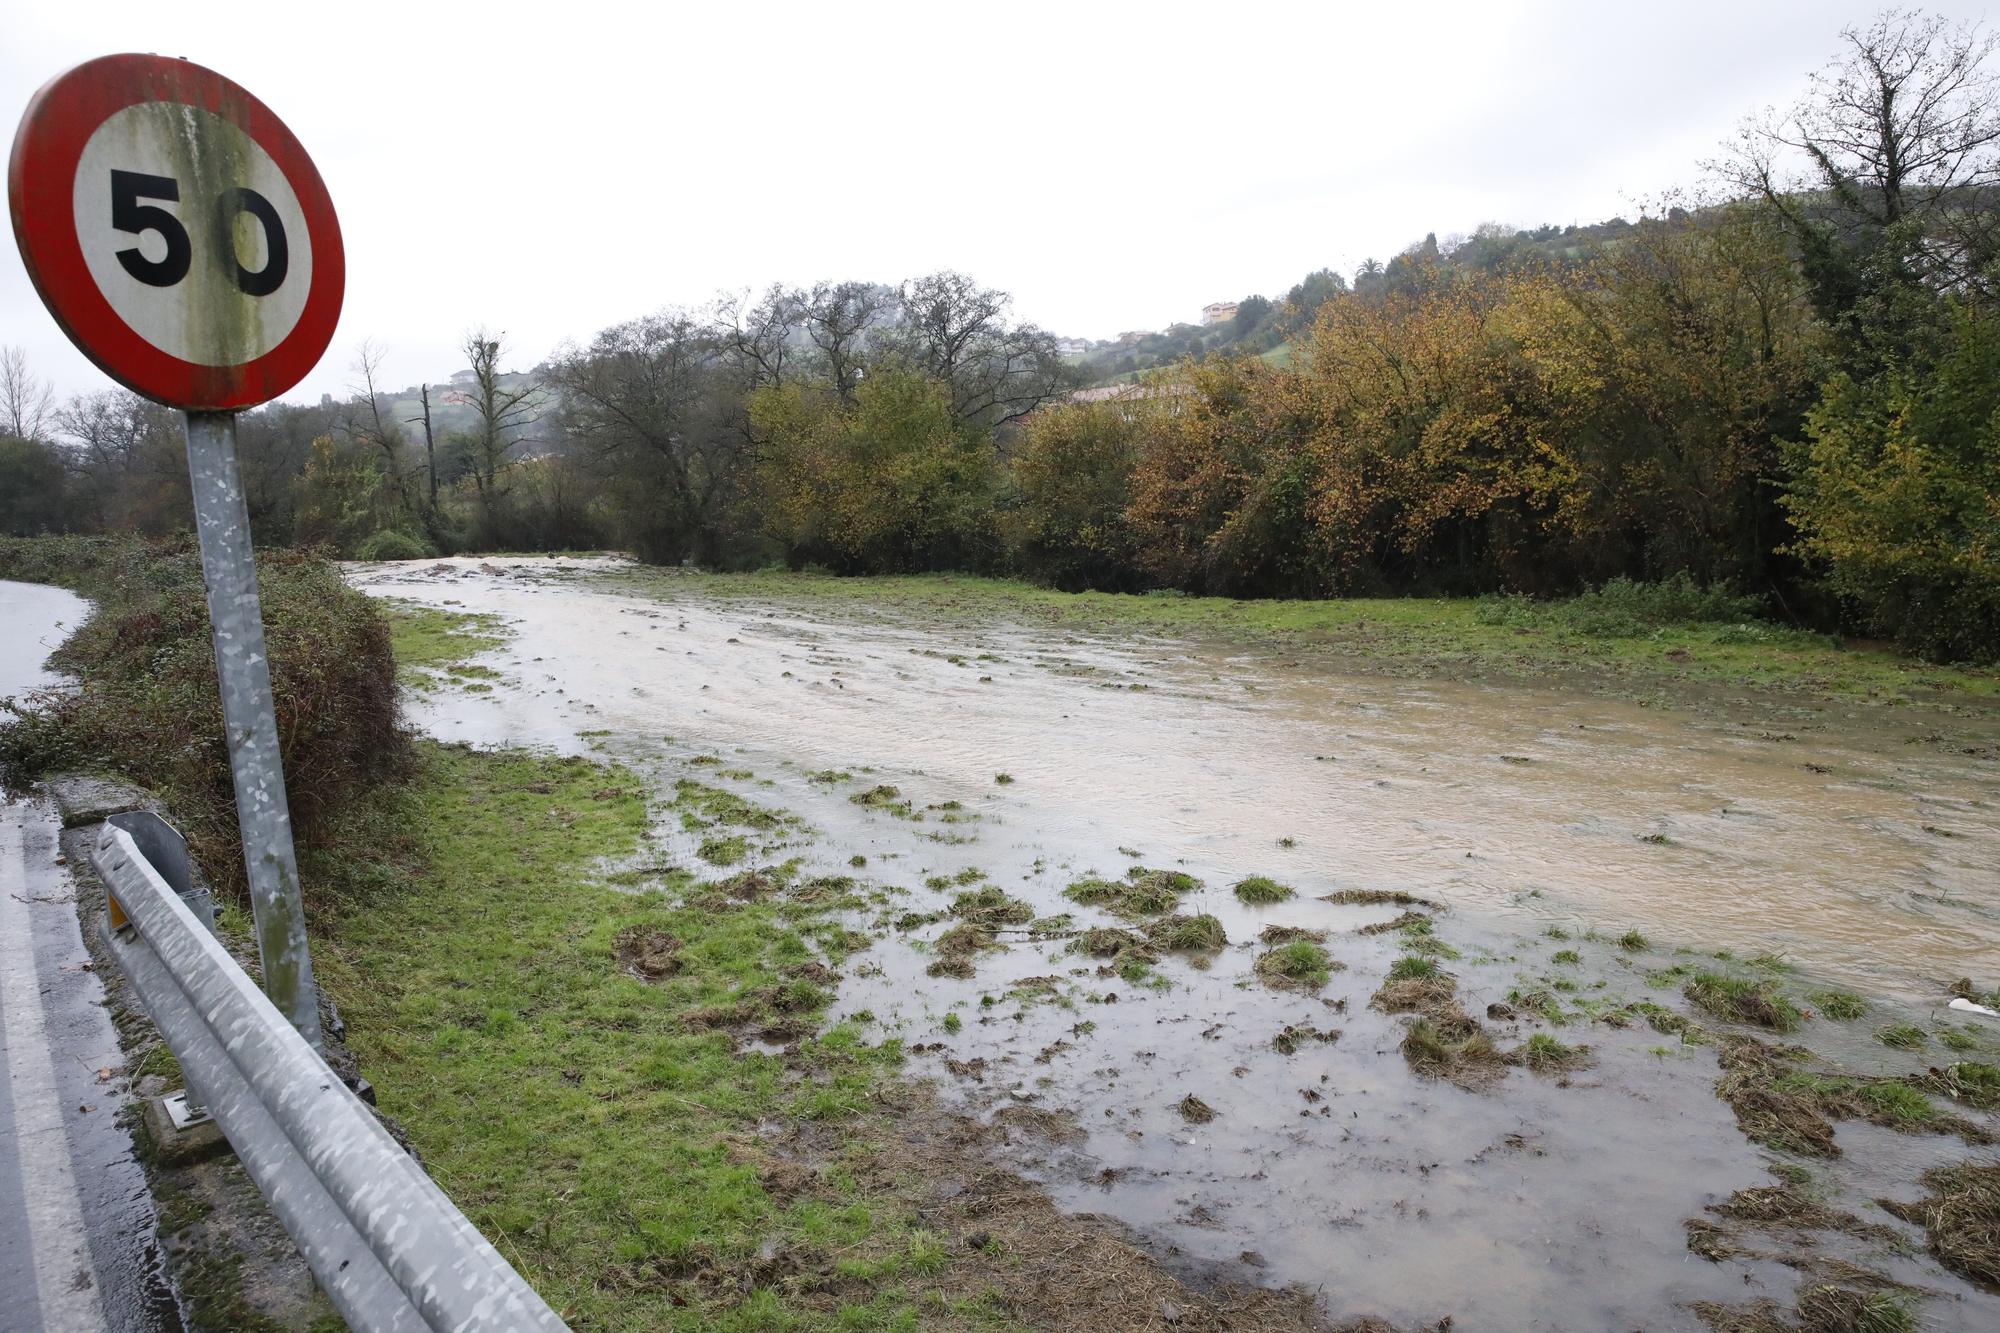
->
[0,580,89,699]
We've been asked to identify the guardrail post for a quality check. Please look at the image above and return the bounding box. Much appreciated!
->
[183,409,322,1051]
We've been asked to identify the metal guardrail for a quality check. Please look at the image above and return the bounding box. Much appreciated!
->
[93,817,568,1333]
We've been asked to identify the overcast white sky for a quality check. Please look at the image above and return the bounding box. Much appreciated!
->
[2,0,1988,405]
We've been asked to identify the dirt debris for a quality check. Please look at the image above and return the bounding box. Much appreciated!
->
[612,924,683,980]
[758,1085,1339,1332]
[1357,910,1433,936]
[1318,890,1439,909]
[1880,1160,2000,1289]
[1178,1094,1219,1125]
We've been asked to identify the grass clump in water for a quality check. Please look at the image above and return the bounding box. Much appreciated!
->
[1320,889,1435,908]
[1876,1023,1928,1050]
[928,922,997,978]
[1618,930,1648,951]
[1145,914,1227,953]
[1809,990,1868,1021]
[849,784,916,818]
[1071,926,1145,958]
[1254,938,1335,990]
[1388,955,1441,981]
[1232,876,1294,904]
[1684,973,1804,1033]
[1518,1033,1591,1073]
[949,886,1032,926]
[1401,1018,1506,1088]
[1920,1061,1999,1111]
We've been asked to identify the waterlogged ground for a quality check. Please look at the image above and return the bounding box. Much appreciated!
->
[351,556,2000,1331]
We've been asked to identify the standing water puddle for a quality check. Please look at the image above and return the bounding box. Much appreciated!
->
[353,557,2000,1331]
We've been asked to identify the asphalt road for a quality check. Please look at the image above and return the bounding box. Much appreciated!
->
[2,581,176,1333]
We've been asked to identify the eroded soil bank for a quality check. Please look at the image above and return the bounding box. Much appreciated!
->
[351,556,2000,1331]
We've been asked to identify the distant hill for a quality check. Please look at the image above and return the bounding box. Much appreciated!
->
[1070,213,1669,386]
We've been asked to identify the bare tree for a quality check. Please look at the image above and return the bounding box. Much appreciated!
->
[1,346,55,441]
[891,271,1072,429]
[549,311,745,563]
[1720,8,2000,294]
[344,338,414,518]
[714,285,802,396]
[451,328,542,512]
[800,281,891,403]
[406,383,442,510]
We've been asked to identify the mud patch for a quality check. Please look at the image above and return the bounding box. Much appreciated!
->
[612,924,684,980]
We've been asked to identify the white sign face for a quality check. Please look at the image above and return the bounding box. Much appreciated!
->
[71,102,314,368]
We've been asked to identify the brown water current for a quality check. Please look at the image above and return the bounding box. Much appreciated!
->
[351,556,2000,1332]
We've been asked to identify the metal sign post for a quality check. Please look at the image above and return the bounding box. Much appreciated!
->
[11,54,346,1048]
[184,409,321,1048]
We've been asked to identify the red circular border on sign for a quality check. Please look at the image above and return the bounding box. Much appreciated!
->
[8,54,344,410]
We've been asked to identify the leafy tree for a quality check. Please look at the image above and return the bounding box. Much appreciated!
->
[753,363,997,572]
[1783,302,2000,660]
[291,435,401,554]
[1007,401,1145,590]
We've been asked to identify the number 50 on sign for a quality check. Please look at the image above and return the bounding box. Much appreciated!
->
[9,54,343,409]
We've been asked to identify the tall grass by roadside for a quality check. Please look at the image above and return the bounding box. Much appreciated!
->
[0,534,410,905]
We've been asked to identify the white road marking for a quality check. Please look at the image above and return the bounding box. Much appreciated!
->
[0,804,109,1333]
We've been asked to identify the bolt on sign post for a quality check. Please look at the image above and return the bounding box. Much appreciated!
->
[10,54,345,1050]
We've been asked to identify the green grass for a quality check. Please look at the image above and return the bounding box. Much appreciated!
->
[379,600,507,687]
[1232,876,1295,904]
[1255,938,1335,989]
[1388,955,1441,981]
[598,564,2000,703]
[1684,973,1805,1033]
[1809,990,1868,1021]
[1146,913,1227,952]
[318,744,979,1329]
[1877,1023,1929,1050]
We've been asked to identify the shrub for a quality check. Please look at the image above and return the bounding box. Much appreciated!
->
[1476,573,1762,638]
[0,535,409,903]
[354,529,431,562]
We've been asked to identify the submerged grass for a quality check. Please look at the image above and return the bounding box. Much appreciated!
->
[1685,973,1805,1033]
[379,599,508,687]
[1254,938,1336,990]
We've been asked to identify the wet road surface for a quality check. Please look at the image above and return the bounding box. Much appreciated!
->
[2,581,178,1333]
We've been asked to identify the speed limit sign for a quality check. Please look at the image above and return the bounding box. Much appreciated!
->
[8,53,343,409]
[8,53,343,1048]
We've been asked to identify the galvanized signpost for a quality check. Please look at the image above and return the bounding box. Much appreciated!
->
[12,55,570,1330]
[10,53,348,1046]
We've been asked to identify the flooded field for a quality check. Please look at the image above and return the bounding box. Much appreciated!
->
[351,556,2000,1332]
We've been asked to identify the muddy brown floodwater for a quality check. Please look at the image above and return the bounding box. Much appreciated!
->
[352,556,2000,1332]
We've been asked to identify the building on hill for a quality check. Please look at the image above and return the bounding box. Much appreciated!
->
[1201,301,1239,326]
